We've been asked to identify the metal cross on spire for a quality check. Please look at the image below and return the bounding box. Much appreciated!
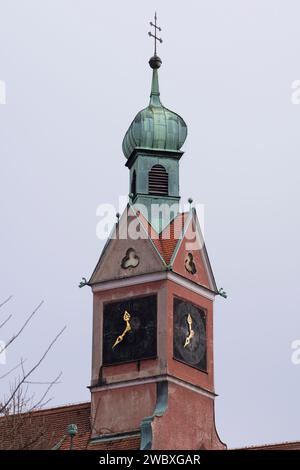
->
[148,12,163,56]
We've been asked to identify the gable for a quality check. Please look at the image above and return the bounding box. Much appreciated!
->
[89,206,165,285]
[170,210,217,292]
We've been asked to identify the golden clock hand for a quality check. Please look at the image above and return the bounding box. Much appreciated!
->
[184,314,194,348]
[184,332,193,348]
[187,313,192,332]
[185,328,195,347]
[112,310,132,349]
[112,334,123,349]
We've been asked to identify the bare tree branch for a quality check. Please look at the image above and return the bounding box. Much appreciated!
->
[0,314,12,330]
[0,298,66,449]
[28,372,63,412]
[23,380,62,385]
[1,301,44,354]
[0,296,12,310]
[0,325,66,414]
[20,357,26,378]
[0,359,27,380]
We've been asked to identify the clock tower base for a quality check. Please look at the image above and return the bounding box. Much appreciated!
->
[90,377,225,450]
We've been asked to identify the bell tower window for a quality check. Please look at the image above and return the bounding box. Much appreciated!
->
[148,164,168,196]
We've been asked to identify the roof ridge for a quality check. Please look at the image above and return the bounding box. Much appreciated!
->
[0,401,91,420]
[234,439,300,450]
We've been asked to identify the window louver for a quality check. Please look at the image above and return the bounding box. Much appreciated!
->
[148,165,169,196]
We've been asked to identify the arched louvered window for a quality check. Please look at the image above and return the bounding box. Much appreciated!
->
[148,164,168,196]
[131,170,136,197]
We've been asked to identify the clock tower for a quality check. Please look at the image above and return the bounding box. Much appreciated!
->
[87,19,226,450]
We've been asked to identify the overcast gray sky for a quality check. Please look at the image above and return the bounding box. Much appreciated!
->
[1,0,300,448]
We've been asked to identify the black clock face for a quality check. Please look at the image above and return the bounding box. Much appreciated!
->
[102,295,157,365]
[173,298,207,372]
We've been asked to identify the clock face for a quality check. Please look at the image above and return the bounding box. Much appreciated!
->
[173,298,207,372]
[102,295,157,365]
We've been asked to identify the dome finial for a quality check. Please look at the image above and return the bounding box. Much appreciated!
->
[148,12,163,70]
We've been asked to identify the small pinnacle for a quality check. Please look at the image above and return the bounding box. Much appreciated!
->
[67,424,78,437]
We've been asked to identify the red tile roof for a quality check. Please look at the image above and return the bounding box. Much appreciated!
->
[87,435,141,451]
[239,441,300,450]
[0,402,91,450]
[0,401,140,450]
[153,213,188,265]
[135,209,189,265]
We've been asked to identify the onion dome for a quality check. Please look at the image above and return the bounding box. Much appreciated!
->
[122,55,188,159]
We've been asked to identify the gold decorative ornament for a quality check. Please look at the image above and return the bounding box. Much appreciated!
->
[112,310,132,349]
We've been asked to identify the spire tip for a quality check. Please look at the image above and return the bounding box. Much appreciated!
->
[148,12,163,64]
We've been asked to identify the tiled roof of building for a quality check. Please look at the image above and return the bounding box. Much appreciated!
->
[87,435,141,451]
[0,402,91,450]
[239,441,300,451]
[0,402,140,450]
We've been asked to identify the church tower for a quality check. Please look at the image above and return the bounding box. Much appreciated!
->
[88,17,226,450]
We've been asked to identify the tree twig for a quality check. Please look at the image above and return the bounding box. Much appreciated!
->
[0,296,12,310]
[0,359,27,380]
[29,372,62,411]
[1,301,44,354]
[0,314,12,330]
[0,326,66,414]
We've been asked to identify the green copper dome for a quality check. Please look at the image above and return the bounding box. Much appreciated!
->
[122,56,188,159]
